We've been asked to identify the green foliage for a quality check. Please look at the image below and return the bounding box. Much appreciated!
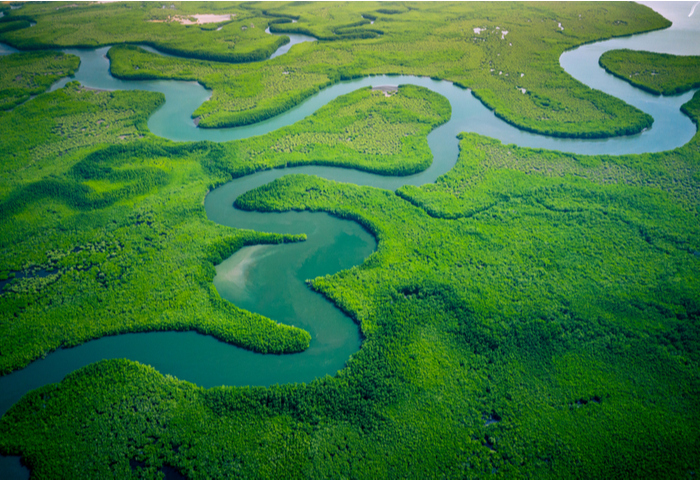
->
[0,19,30,35]
[0,2,286,63]
[258,1,382,40]
[208,84,451,179]
[1,4,699,479]
[0,50,79,110]
[3,132,700,475]
[107,43,334,128]
[0,81,164,200]
[228,108,700,477]
[599,49,700,95]
[93,2,667,136]
[0,80,448,375]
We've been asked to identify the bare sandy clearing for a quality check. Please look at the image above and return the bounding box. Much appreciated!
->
[149,14,234,26]
[372,85,398,97]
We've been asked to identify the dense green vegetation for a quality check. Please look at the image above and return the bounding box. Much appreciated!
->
[211,84,450,179]
[0,2,287,62]
[4,2,668,137]
[599,48,700,95]
[0,50,79,110]
[2,88,699,476]
[1,3,699,478]
[0,80,448,375]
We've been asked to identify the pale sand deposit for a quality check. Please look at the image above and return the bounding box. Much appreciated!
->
[372,85,398,97]
[150,14,234,25]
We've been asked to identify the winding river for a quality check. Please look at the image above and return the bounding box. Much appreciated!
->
[0,2,699,476]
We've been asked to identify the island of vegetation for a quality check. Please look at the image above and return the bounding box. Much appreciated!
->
[0,2,699,479]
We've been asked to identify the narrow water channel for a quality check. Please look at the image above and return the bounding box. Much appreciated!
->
[0,2,699,476]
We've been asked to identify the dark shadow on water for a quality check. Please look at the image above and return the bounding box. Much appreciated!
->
[162,464,187,480]
[0,456,30,480]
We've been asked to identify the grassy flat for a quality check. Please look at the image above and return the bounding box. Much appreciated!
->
[0,51,79,110]
[3,2,669,138]
[600,49,700,95]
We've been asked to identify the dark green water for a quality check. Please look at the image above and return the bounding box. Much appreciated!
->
[0,2,699,476]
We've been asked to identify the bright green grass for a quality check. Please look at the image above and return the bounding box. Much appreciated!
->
[0,50,79,110]
[212,84,451,179]
[4,1,669,137]
[0,2,285,62]
[0,81,449,374]
[599,49,700,95]
[3,100,699,475]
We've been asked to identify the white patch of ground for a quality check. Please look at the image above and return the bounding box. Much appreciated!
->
[149,14,234,25]
[372,85,398,97]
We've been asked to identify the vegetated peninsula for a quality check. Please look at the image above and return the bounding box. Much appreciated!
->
[599,48,700,95]
[0,1,699,479]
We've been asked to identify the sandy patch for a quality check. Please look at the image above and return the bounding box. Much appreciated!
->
[150,14,234,25]
[372,85,398,97]
[216,245,272,291]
